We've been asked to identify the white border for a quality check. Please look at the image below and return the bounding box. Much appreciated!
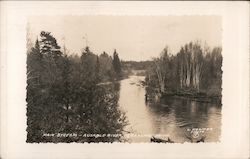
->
[0,1,249,159]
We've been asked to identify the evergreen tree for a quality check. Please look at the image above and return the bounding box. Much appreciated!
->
[40,31,61,57]
[95,56,100,82]
[26,39,44,142]
[80,46,98,85]
[27,31,128,143]
[112,49,122,78]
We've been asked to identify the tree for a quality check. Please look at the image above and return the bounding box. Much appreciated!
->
[99,51,115,81]
[40,31,61,57]
[80,46,99,85]
[27,39,42,84]
[95,56,100,82]
[26,31,131,143]
[27,31,67,142]
[176,41,206,92]
[145,41,222,101]
[27,39,44,142]
[112,49,122,78]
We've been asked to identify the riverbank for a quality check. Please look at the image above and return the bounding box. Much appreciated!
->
[145,85,221,104]
[161,90,222,104]
[119,75,222,143]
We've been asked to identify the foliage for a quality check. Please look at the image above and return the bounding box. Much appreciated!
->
[27,31,127,143]
[146,41,222,99]
[99,51,116,82]
[113,49,122,78]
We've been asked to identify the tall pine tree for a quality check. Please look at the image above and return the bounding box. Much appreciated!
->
[112,49,122,78]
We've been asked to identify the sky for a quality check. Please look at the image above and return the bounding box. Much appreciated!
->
[28,16,222,61]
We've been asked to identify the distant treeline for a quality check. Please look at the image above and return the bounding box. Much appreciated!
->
[26,31,127,142]
[121,61,153,76]
[145,41,222,102]
[122,61,153,70]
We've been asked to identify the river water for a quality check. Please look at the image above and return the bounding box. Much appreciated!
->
[118,75,221,143]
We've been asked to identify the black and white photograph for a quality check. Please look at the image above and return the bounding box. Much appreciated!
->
[1,1,249,159]
[26,16,222,143]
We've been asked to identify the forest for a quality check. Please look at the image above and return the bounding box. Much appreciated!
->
[27,31,222,143]
[26,31,127,142]
[145,41,222,104]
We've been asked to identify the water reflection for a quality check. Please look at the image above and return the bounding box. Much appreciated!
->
[119,75,221,143]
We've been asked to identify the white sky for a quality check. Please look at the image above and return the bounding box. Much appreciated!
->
[28,16,222,61]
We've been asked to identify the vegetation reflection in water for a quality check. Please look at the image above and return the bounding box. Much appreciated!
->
[119,76,221,143]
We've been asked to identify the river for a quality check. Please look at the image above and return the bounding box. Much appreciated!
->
[118,75,221,143]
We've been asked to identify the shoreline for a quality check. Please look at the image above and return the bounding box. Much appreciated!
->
[162,91,222,104]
